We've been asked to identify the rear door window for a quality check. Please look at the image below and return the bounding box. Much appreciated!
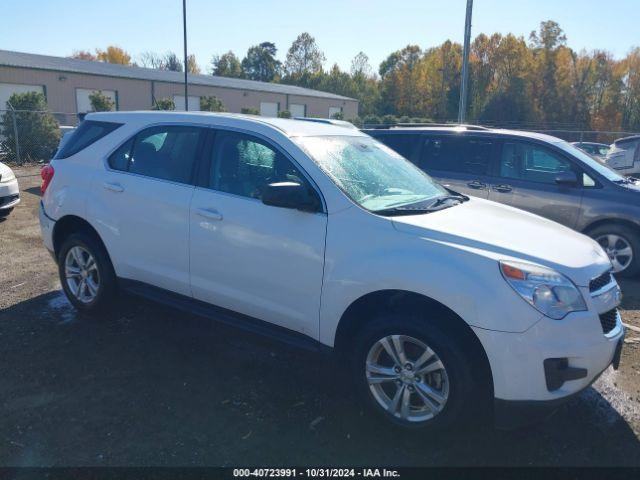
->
[374,134,422,164]
[420,135,462,172]
[107,126,204,184]
[55,120,122,159]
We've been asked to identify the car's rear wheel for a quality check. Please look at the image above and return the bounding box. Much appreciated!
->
[588,224,640,277]
[58,232,117,312]
[351,312,479,430]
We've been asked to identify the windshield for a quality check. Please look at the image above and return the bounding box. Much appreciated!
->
[555,141,625,182]
[294,135,447,212]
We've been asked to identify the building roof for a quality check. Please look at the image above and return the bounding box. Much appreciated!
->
[0,49,355,102]
[86,111,367,137]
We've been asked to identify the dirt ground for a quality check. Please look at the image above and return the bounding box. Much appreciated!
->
[1,166,639,467]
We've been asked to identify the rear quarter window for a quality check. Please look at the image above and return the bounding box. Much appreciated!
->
[55,120,122,159]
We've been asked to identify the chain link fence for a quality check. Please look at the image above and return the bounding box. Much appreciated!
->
[0,107,79,165]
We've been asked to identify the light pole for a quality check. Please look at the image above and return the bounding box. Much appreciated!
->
[458,0,473,124]
[183,0,189,111]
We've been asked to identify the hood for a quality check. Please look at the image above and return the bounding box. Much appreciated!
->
[391,197,611,287]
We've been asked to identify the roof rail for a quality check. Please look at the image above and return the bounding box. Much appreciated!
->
[293,117,358,129]
[363,123,491,131]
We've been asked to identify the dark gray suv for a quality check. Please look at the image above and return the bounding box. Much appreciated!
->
[365,125,640,276]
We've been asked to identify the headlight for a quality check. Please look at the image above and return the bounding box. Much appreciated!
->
[0,170,15,183]
[499,260,586,320]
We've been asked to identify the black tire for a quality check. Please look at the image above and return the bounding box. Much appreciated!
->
[350,311,480,431]
[58,231,117,312]
[588,224,640,278]
[0,208,13,218]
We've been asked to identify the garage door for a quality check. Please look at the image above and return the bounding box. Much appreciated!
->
[289,104,306,118]
[329,106,343,118]
[0,83,44,110]
[76,88,117,113]
[173,95,201,111]
[260,102,279,117]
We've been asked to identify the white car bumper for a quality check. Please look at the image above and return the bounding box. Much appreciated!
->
[39,201,55,254]
[0,177,20,210]
[474,276,624,427]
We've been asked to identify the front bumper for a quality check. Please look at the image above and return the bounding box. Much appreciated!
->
[494,332,624,429]
[0,178,20,210]
[473,276,624,427]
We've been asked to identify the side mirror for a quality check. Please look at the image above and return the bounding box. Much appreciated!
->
[262,182,321,212]
[555,171,578,186]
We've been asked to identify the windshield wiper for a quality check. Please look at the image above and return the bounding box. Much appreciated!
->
[375,194,467,216]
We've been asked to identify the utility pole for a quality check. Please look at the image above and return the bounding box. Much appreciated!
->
[183,0,189,111]
[458,0,473,124]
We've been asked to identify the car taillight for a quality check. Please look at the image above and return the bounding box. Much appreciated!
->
[41,164,55,195]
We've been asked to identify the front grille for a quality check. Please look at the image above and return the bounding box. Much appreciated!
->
[0,194,19,207]
[599,308,619,334]
[590,271,613,293]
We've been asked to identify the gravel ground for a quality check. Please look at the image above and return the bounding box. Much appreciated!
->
[1,166,639,466]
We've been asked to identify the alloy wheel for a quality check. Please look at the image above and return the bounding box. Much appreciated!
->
[596,234,633,273]
[365,334,449,423]
[64,246,100,304]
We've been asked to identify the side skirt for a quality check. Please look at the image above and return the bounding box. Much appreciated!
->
[118,278,330,354]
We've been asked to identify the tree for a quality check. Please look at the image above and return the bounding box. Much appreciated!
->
[351,52,373,78]
[278,110,291,118]
[242,42,281,82]
[211,51,243,78]
[241,107,260,115]
[187,54,201,74]
[95,46,131,65]
[200,96,225,112]
[89,90,115,112]
[284,33,326,78]
[152,97,175,110]
[71,50,96,61]
[138,51,164,69]
[1,92,60,163]
[163,52,183,72]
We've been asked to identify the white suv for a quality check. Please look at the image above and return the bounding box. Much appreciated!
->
[0,161,20,217]
[39,112,624,430]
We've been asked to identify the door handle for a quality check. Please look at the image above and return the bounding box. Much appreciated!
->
[467,180,486,189]
[196,207,223,221]
[492,184,513,193]
[103,182,124,193]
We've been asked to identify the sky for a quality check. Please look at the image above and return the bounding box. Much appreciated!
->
[2,0,639,74]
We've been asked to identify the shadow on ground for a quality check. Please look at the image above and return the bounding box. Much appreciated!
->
[1,290,639,467]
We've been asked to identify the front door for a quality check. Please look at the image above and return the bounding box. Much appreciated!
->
[189,130,327,338]
[487,140,584,228]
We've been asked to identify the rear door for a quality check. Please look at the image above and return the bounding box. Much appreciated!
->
[487,139,584,228]
[418,135,494,198]
[90,124,206,296]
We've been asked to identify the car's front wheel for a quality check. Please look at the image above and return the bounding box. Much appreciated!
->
[351,312,479,430]
[58,232,117,312]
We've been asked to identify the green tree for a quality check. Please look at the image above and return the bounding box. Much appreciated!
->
[278,110,291,118]
[284,33,326,78]
[163,52,183,72]
[211,51,243,78]
[152,97,175,110]
[1,92,60,163]
[241,107,260,115]
[242,42,281,82]
[200,96,226,112]
[89,90,115,112]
